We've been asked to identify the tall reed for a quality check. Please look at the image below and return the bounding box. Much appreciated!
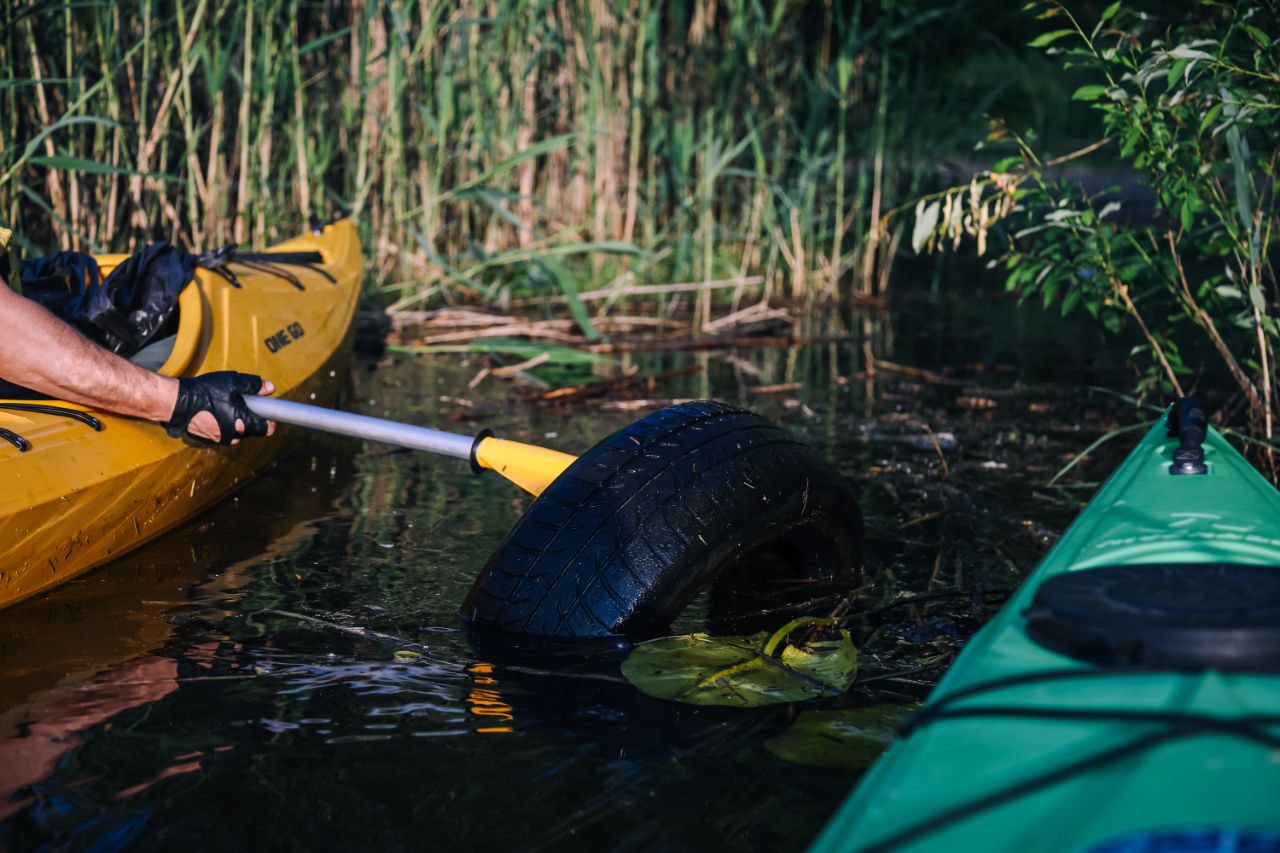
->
[0,0,1010,315]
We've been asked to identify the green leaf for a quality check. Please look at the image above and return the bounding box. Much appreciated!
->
[446,132,575,196]
[298,27,352,54]
[535,258,599,342]
[27,156,179,183]
[621,626,858,707]
[1072,84,1109,102]
[1249,284,1266,313]
[388,339,614,366]
[1180,197,1195,233]
[1242,25,1270,48]
[764,705,917,771]
[0,77,76,91]
[1029,29,1076,48]
[1061,286,1082,316]
[1042,275,1062,309]
[19,116,120,163]
[1199,103,1224,135]
[1225,126,1257,266]
[1097,1,1122,26]
[1167,45,1214,61]
[452,186,530,231]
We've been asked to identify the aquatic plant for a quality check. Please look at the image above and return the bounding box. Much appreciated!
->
[765,705,916,770]
[621,618,858,707]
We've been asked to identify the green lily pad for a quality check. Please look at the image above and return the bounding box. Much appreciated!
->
[620,621,858,707]
[764,705,918,771]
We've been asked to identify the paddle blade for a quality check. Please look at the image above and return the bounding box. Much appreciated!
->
[473,437,576,496]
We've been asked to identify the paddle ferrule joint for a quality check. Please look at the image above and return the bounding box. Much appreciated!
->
[470,429,494,475]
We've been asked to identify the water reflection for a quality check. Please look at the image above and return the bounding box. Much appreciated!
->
[466,663,516,733]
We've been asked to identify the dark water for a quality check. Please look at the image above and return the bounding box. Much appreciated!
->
[0,290,1134,851]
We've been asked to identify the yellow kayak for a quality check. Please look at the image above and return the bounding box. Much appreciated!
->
[0,220,361,610]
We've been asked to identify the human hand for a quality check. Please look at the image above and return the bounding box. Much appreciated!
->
[164,372,277,445]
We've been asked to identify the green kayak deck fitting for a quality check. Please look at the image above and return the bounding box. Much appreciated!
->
[815,399,1280,853]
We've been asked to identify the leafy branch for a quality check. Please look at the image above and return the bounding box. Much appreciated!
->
[904,0,1280,465]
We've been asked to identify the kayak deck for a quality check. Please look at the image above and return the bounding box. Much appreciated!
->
[0,221,361,610]
[814,415,1280,852]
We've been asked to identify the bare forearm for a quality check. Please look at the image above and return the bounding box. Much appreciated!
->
[0,286,177,421]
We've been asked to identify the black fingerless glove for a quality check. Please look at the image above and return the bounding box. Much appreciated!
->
[164,371,267,445]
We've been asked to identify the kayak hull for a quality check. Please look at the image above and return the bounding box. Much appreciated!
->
[814,415,1280,852]
[0,221,361,611]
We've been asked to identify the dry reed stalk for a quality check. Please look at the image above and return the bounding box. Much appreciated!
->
[410,322,581,346]
[4,0,943,319]
[598,398,694,411]
[748,382,804,395]
[290,7,310,221]
[577,276,763,302]
[591,316,691,332]
[702,302,791,333]
[490,352,553,378]
[22,19,69,249]
[389,309,523,331]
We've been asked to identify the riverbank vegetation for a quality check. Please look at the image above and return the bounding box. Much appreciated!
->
[5,0,1278,444]
[2,1,1073,318]
[912,1,1280,449]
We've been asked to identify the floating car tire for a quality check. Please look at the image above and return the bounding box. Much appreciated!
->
[460,401,863,639]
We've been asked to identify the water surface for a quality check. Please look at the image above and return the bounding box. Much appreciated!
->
[0,290,1133,851]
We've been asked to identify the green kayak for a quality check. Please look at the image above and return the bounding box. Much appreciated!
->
[814,399,1280,853]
